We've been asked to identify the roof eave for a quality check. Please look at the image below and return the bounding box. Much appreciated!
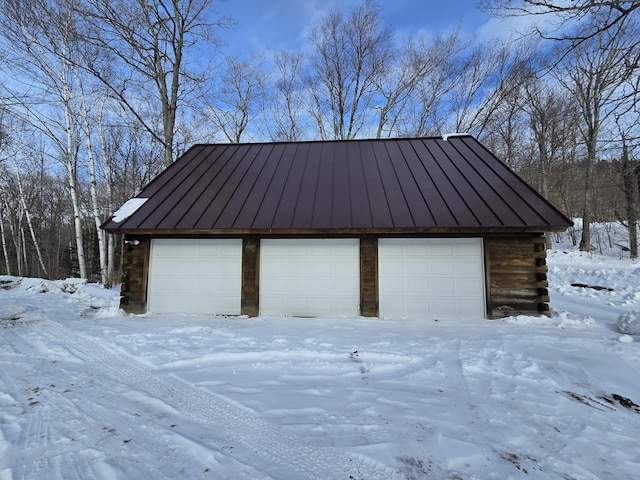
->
[102,225,572,236]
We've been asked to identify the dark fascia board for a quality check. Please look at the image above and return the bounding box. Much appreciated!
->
[107,227,567,237]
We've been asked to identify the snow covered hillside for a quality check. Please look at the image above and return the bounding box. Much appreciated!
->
[1,236,639,479]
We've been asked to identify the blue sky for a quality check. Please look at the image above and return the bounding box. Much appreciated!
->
[214,0,503,57]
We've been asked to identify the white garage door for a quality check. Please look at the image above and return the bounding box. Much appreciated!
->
[147,238,242,315]
[379,238,485,319]
[260,239,360,317]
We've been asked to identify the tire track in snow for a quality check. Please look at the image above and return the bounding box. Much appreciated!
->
[5,375,101,480]
[32,320,406,480]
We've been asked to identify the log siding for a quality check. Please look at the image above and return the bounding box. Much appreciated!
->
[119,236,149,314]
[360,237,379,317]
[485,235,549,318]
[241,238,260,316]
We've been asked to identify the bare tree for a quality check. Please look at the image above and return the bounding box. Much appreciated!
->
[0,0,88,278]
[523,74,579,198]
[0,202,10,275]
[553,22,639,251]
[452,42,535,139]
[72,67,111,284]
[0,178,19,275]
[0,112,51,276]
[96,98,118,287]
[481,56,537,170]
[207,54,268,143]
[0,114,12,275]
[305,0,393,140]
[398,35,462,137]
[618,137,639,258]
[482,1,640,111]
[482,0,640,46]
[373,35,461,139]
[268,52,306,141]
[9,150,49,277]
[613,93,640,258]
[81,0,227,167]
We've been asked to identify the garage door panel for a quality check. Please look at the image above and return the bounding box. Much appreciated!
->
[454,260,483,276]
[148,239,242,315]
[407,244,429,256]
[430,259,455,276]
[197,293,238,312]
[403,279,426,295]
[149,276,177,296]
[332,277,356,290]
[430,243,454,256]
[455,279,481,296]
[379,238,485,319]
[404,298,429,313]
[430,298,455,315]
[313,263,333,275]
[454,243,479,256]
[379,259,404,276]
[260,239,359,317]
[384,280,405,296]
[430,279,454,296]
[308,277,332,291]
[334,245,359,257]
[151,261,174,276]
[176,245,198,257]
[175,262,196,275]
[151,295,186,313]
[403,262,428,276]
[287,262,310,276]
[330,298,358,312]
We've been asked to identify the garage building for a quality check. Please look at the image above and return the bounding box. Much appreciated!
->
[101,135,572,319]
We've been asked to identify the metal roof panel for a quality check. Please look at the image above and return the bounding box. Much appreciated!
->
[101,136,572,233]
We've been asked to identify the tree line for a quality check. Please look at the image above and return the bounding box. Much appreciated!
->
[0,0,639,286]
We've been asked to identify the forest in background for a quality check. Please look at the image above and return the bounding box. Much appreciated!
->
[0,0,638,286]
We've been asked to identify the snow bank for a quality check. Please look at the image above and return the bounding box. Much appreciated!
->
[0,276,22,290]
[25,278,86,294]
[617,311,640,335]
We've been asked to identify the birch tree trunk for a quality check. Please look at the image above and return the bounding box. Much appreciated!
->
[98,100,115,288]
[62,63,87,279]
[73,68,107,283]
[1,189,22,276]
[11,156,48,277]
[20,227,26,276]
[0,194,11,275]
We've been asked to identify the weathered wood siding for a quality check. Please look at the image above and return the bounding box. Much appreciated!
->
[485,235,549,318]
[241,238,260,316]
[119,237,149,314]
[360,237,378,317]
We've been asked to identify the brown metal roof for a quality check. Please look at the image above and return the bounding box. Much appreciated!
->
[101,135,572,234]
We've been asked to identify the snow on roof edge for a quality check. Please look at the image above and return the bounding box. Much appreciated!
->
[442,132,470,141]
[110,198,148,223]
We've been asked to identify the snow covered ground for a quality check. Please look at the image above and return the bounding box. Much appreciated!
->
[1,231,639,479]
